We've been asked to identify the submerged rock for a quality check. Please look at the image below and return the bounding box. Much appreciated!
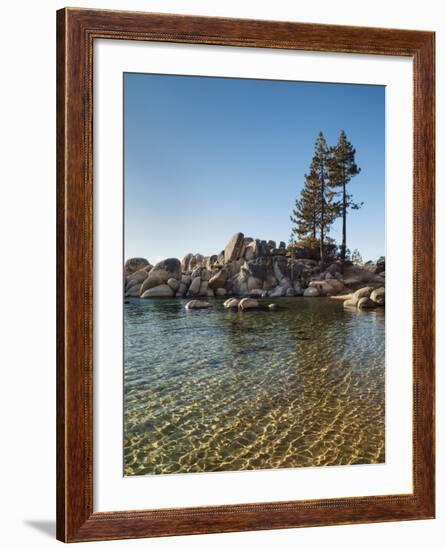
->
[224,298,239,309]
[238,298,260,311]
[185,300,212,310]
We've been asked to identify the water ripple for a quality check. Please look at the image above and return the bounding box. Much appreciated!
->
[124,297,385,476]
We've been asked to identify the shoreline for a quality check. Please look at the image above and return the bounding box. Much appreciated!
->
[124,232,385,312]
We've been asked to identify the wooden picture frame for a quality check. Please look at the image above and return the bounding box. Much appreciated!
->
[56,7,435,542]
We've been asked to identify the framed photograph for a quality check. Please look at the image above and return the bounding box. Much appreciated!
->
[56,8,435,542]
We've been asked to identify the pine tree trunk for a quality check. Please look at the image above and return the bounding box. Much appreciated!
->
[320,164,325,265]
[341,182,347,263]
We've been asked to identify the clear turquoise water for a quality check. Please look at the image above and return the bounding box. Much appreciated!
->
[124,297,385,476]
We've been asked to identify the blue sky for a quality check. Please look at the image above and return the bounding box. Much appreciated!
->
[124,73,385,263]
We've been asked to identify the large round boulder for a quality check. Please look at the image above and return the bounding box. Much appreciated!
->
[208,268,228,290]
[167,278,179,291]
[224,232,245,263]
[139,258,181,294]
[199,280,209,296]
[126,269,149,284]
[247,276,263,291]
[326,279,345,293]
[187,276,201,296]
[125,278,140,291]
[244,241,257,261]
[124,257,150,276]
[370,287,385,305]
[181,253,193,272]
[327,262,342,275]
[352,286,373,302]
[151,258,181,279]
[125,283,142,297]
[181,274,192,286]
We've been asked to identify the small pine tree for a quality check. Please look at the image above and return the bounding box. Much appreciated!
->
[351,248,363,265]
[290,169,320,242]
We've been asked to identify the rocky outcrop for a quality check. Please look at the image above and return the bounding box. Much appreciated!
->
[124,234,384,309]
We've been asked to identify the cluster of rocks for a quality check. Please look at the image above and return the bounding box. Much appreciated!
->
[124,232,385,303]
[184,297,272,311]
[342,286,385,310]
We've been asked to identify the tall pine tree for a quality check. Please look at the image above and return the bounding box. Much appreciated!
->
[311,132,336,264]
[328,130,361,263]
[290,132,337,264]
